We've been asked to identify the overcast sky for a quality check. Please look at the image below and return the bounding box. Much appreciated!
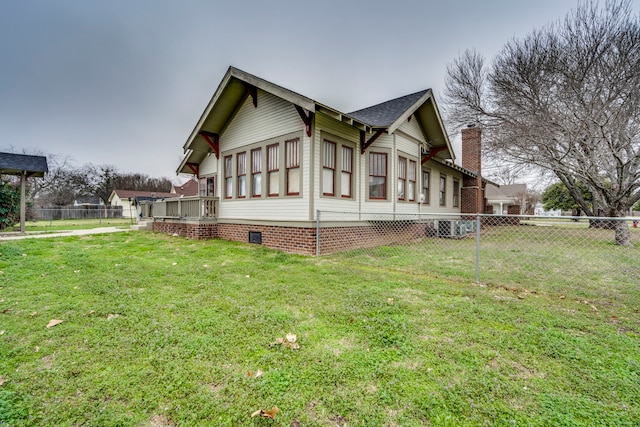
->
[2,0,636,181]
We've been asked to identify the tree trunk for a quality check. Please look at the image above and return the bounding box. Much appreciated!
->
[614,217,631,246]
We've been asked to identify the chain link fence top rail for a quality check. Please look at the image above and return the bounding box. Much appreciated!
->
[317,211,640,302]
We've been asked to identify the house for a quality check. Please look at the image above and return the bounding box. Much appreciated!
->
[485,183,527,215]
[171,179,198,197]
[109,189,175,218]
[152,67,488,254]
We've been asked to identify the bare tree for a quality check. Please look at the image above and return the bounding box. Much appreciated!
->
[444,0,640,245]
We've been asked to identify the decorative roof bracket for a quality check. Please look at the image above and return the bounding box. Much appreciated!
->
[295,106,313,137]
[421,146,447,164]
[242,82,258,107]
[186,162,199,177]
[360,129,385,154]
[199,131,220,158]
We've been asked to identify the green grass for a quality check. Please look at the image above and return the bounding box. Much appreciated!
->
[7,218,133,232]
[1,232,639,426]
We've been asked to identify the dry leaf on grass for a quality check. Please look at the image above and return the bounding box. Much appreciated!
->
[46,319,63,328]
[271,334,300,350]
[30,312,38,317]
[107,314,119,321]
[247,369,264,378]
[0,375,7,386]
[251,406,279,419]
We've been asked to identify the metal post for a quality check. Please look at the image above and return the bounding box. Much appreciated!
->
[316,210,320,257]
[19,171,26,233]
[475,214,481,283]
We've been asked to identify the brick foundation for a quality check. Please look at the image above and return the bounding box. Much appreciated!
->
[151,219,431,255]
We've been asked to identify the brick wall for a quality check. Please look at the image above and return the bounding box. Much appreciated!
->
[152,219,428,256]
[461,125,484,214]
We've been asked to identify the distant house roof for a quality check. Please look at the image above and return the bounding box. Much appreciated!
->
[349,90,430,127]
[172,179,198,196]
[486,183,526,203]
[0,152,48,177]
[109,189,176,203]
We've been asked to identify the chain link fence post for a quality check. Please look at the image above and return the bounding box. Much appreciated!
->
[475,214,481,283]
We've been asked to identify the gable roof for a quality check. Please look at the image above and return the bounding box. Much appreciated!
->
[109,189,176,203]
[178,66,454,174]
[172,179,198,196]
[0,152,48,177]
[349,90,430,127]
[485,183,525,202]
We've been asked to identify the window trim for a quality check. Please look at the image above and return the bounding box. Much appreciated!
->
[367,150,389,201]
[285,138,300,196]
[422,169,430,205]
[219,131,303,200]
[439,174,447,207]
[236,151,247,199]
[251,147,262,198]
[322,140,336,196]
[224,155,233,199]
[320,133,356,200]
[453,179,460,208]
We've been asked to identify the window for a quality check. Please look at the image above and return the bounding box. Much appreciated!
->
[369,152,387,199]
[237,152,246,198]
[453,179,460,207]
[439,174,447,206]
[408,160,416,202]
[422,170,430,204]
[398,156,407,201]
[341,146,353,198]
[224,155,233,199]
[323,140,336,196]
[286,138,300,195]
[267,144,279,196]
[251,148,262,197]
[199,176,215,196]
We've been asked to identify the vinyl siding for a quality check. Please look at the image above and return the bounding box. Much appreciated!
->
[217,90,310,221]
[313,113,361,213]
[397,118,425,142]
[199,153,218,176]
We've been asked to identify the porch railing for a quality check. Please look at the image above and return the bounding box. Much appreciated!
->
[140,196,218,219]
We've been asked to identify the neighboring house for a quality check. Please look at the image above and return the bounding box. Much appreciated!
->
[109,189,175,218]
[73,197,103,206]
[154,67,488,254]
[171,179,198,197]
[534,202,562,217]
[485,183,527,215]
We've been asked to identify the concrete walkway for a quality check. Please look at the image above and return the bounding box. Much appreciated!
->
[0,227,131,241]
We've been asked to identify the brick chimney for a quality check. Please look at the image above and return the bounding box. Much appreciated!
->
[460,124,484,213]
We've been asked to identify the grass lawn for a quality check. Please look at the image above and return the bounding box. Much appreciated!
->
[15,218,134,232]
[1,232,638,426]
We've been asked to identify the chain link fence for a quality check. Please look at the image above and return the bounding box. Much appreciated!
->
[317,211,640,296]
[33,206,124,221]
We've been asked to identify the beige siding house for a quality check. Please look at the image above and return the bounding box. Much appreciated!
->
[151,67,486,253]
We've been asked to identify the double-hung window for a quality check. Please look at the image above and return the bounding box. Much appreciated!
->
[439,174,447,206]
[267,144,279,196]
[323,141,336,196]
[341,146,353,198]
[286,138,300,195]
[422,170,430,204]
[251,148,262,197]
[398,156,407,201]
[408,160,416,202]
[224,155,233,199]
[453,180,460,207]
[237,152,247,198]
[369,152,387,199]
